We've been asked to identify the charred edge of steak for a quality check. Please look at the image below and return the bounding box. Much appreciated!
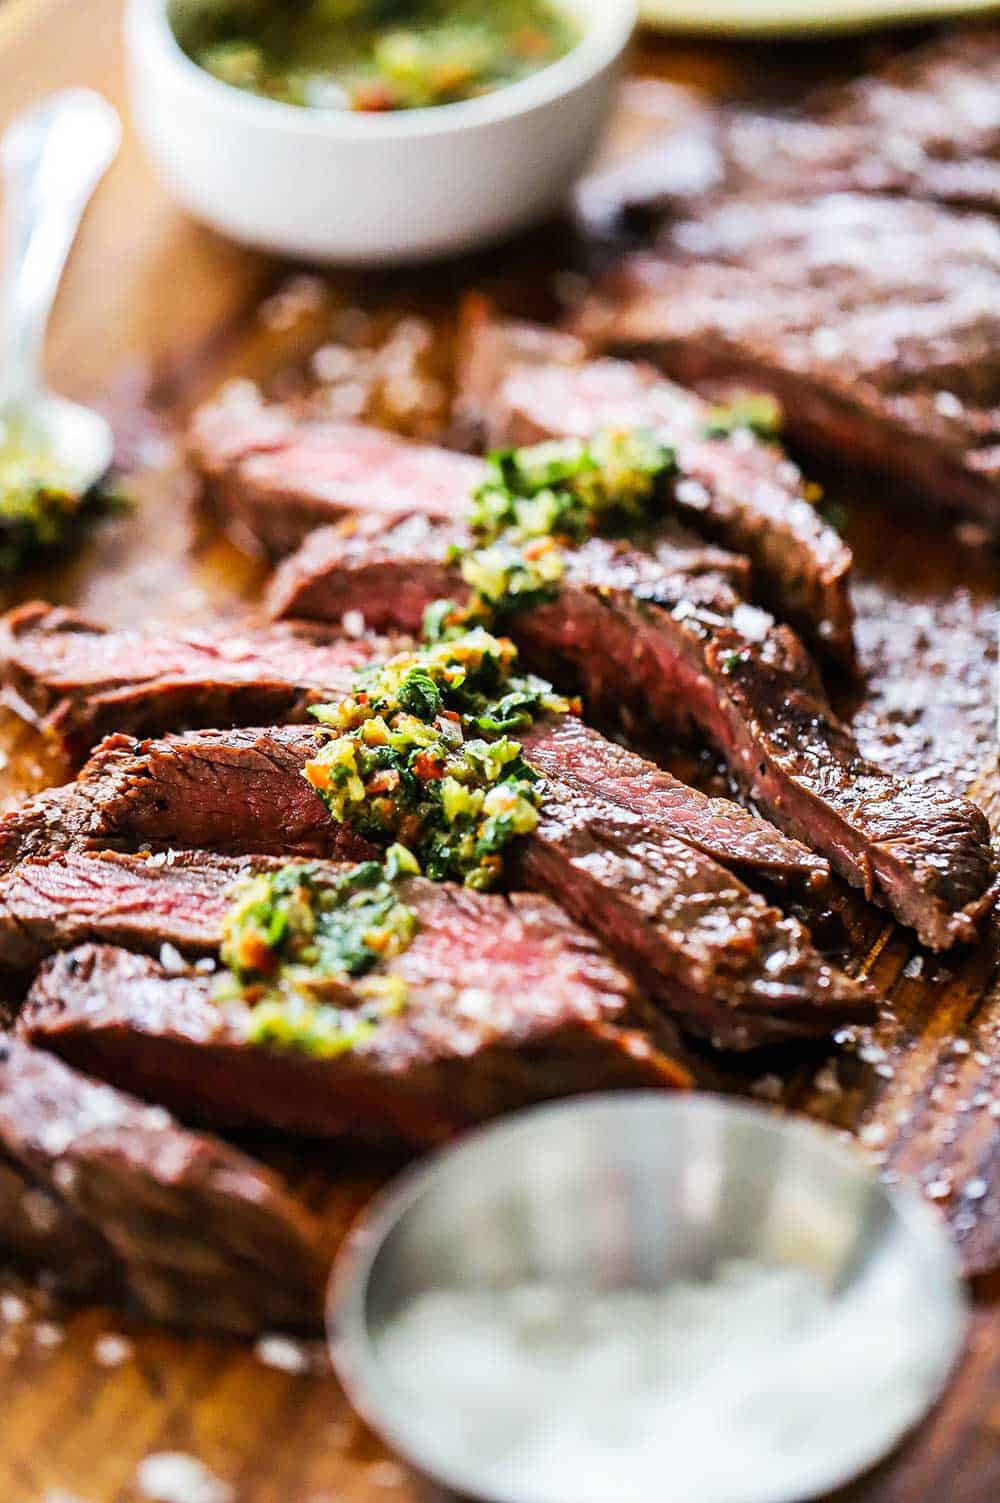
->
[0,1036,326,1333]
[455,299,855,664]
[264,513,995,949]
[517,781,873,1050]
[0,600,394,763]
[21,931,689,1145]
[574,194,1000,521]
[11,721,871,1047]
[187,386,484,557]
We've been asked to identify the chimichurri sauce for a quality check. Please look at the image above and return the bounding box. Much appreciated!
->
[172,0,580,112]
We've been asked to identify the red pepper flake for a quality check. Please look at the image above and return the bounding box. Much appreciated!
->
[366,769,400,795]
[413,751,445,782]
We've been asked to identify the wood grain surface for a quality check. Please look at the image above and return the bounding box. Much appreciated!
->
[0,3,998,1499]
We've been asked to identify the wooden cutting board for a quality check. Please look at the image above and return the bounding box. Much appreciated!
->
[0,3,998,1499]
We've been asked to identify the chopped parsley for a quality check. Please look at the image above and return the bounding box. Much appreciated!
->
[215,848,418,1057]
[304,628,573,889]
[703,392,783,441]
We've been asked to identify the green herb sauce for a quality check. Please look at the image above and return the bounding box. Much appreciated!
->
[454,428,676,624]
[702,392,783,441]
[215,847,418,1055]
[304,628,573,889]
[172,0,579,112]
[0,423,85,574]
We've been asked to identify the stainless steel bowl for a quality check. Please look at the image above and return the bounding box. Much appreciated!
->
[329,1093,967,1503]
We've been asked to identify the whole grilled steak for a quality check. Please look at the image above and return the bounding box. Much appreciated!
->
[188,384,483,555]
[18,873,689,1141]
[0,601,391,761]
[266,515,994,948]
[456,305,854,662]
[1,734,869,1047]
[575,195,1000,520]
[582,29,1000,226]
[0,1037,325,1332]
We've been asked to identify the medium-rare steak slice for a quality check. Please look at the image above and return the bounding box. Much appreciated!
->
[0,725,378,870]
[0,1037,325,1333]
[2,732,869,1047]
[18,865,689,1140]
[266,516,994,948]
[456,305,854,661]
[0,601,393,761]
[575,195,1000,520]
[188,382,483,555]
[519,716,827,892]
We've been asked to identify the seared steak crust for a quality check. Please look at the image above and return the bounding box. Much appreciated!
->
[0,1037,325,1332]
[0,601,390,761]
[576,195,1000,520]
[267,515,994,947]
[456,305,854,661]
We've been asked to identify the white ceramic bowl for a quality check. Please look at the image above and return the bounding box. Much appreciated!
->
[124,0,636,264]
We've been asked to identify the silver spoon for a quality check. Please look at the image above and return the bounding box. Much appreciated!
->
[0,89,121,498]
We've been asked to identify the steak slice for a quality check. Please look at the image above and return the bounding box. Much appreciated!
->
[265,515,994,948]
[0,724,378,872]
[582,30,1000,226]
[188,382,483,555]
[0,601,392,762]
[456,303,854,662]
[575,195,1000,520]
[0,1037,325,1333]
[519,716,827,892]
[5,731,869,1047]
[0,1151,118,1300]
[18,872,689,1140]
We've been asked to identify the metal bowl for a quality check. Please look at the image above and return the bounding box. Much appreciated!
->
[329,1093,967,1503]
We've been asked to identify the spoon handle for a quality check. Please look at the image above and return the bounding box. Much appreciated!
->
[0,89,120,414]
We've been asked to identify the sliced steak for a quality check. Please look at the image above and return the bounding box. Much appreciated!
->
[0,1037,325,1333]
[266,515,994,948]
[456,304,854,661]
[519,715,827,892]
[583,30,1000,226]
[0,601,393,762]
[0,1151,118,1300]
[5,729,869,1046]
[0,725,377,871]
[189,382,483,555]
[19,876,689,1140]
[575,195,1000,520]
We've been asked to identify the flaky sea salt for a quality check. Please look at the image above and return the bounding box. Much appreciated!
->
[254,1333,309,1374]
[94,1333,134,1367]
[158,943,187,975]
[1,1293,27,1324]
[376,1259,946,1503]
[135,1454,234,1503]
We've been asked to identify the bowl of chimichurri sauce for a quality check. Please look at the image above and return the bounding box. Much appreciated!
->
[125,0,635,261]
[172,0,582,113]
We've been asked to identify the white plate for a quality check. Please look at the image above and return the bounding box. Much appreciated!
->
[640,0,999,36]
